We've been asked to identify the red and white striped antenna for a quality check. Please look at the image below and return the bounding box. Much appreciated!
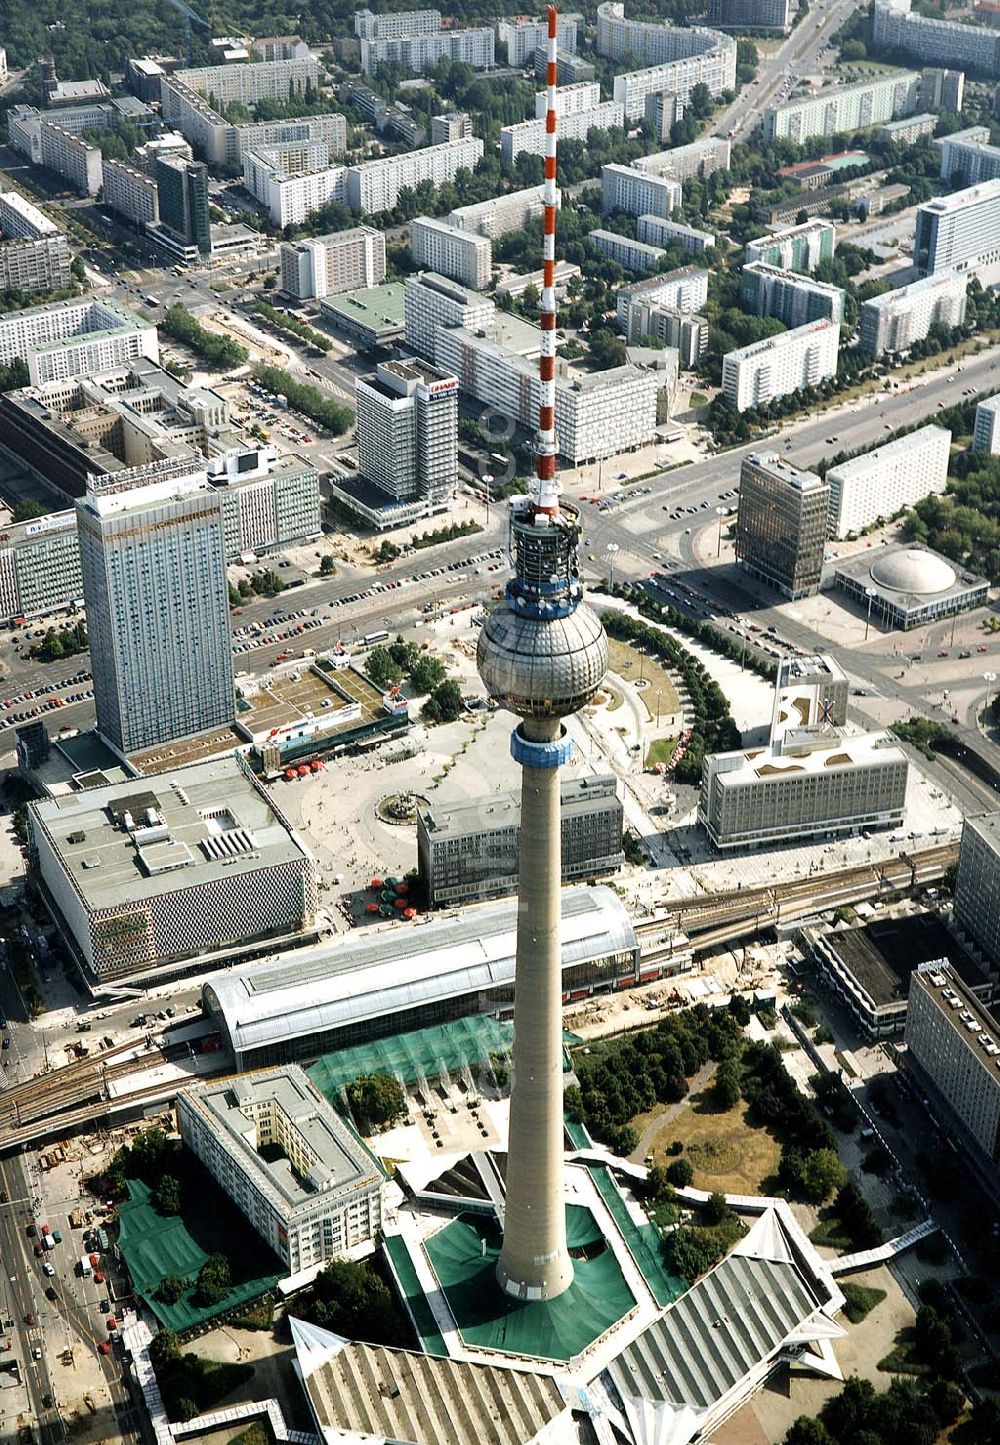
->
[535,4,561,519]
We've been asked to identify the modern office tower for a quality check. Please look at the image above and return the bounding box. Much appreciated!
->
[403,270,496,360]
[449,187,547,238]
[874,0,1000,77]
[722,318,839,413]
[410,216,492,289]
[918,66,965,112]
[588,229,666,273]
[0,511,81,626]
[355,8,441,39]
[38,122,103,195]
[707,0,793,31]
[735,453,829,598]
[858,270,967,355]
[763,71,920,143]
[155,155,211,257]
[636,214,715,253]
[430,111,472,144]
[644,90,684,143]
[637,136,731,183]
[740,262,845,327]
[360,27,495,75]
[825,425,951,539]
[355,359,458,510]
[601,163,681,219]
[0,297,157,386]
[77,457,234,755]
[905,963,1000,1172]
[745,219,836,274]
[877,112,937,145]
[476,19,608,1299]
[0,191,58,240]
[178,1068,384,1274]
[29,756,317,980]
[103,158,160,226]
[771,654,849,743]
[280,228,386,299]
[936,126,1000,185]
[699,730,908,849]
[973,394,1000,454]
[617,267,710,325]
[501,100,624,164]
[499,12,580,64]
[344,137,483,214]
[417,775,624,908]
[954,813,1000,966]
[914,179,1000,286]
[598,4,737,120]
[0,235,71,298]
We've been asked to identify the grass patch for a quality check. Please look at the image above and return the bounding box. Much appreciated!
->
[231,1427,271,1445]
[841,1281,887,1324]
[603,683,624,712]
[230,1298,274,1331]
[809,1219,853,1251]
[835,1050,858,1079]
[157,1355,254,1422]
[607,638,681,726]
[645,1091,781,1196]
[688,391,708,408]
[878,1328,927,1376]
[645,735,678,768]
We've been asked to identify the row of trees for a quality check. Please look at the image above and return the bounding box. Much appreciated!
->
[253,365,353,436]
[365,636,464,724]
[253,301,332,353]
[616,581,777,686]
[28,620,87,663]
[161,307,248,371]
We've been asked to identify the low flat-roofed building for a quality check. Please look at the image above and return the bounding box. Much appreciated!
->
[417,775,624,907]
[699,729,908,851]
[319,281,407,350]
[805,912,991,1040]
[833,542,988,630]
[29,755,317,981]
[204,885,639,1071]
[177,1066,385,1273]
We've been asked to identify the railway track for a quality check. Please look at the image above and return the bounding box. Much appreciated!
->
[0,1038,162,1130]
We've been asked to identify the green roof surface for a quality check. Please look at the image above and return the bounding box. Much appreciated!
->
[383,1234,449,1358]
[588,1163,686,1309]
[308,1015,514,1099]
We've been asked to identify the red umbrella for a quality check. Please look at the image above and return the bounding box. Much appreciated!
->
[403,907,416,920]
[393,898,407,910]
[297,764,309,777]
[370,877,384,890]
[310,759,322,771]
[365,902,379,914]
[284,769,295,781]
[395,882,409,896]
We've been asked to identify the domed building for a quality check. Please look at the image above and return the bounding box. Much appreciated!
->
[833,541,988,630]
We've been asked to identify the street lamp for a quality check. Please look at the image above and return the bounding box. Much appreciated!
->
[716,505,727,558]
[482,473,493,527]
[864,586,877,642]
[985,672,997,720]
[606,543,620,591]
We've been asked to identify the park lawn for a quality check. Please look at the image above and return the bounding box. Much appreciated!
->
[607,638,680,726]
[688,391,709,409]
[645,736,678,768]
[649,1090,781,1196]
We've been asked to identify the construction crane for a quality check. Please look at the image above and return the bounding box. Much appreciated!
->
[164,0,209,64]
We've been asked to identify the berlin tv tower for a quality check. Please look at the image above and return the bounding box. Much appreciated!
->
[477,5,609,1303]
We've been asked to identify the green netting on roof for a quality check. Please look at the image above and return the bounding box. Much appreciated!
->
[382,1235,449,1358]
[117,1178,282,1333]
[564,1115,592,1150]
[424,1211,635,1362]
[307,1016,514,1101]
[588,1164,686,1309]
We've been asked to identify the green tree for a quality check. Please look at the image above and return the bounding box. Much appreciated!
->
[300,1258,404,1346]
[148,1329,181,1372]
[702,1191,730,1226]
[345,1072,406,1128]
[319,554,335,576]
[712,1060,741,1111]
[366,646,403,689]
[409,655,446,693]
[423,679,463,723]
[12,499,48,523]
[193,1253,232,1308]
[666,1157,694,1188]
[154,1175,182,1216]
[784,1419,835,1445]
[156,1275,190,1305]
[799,1147,846,1203]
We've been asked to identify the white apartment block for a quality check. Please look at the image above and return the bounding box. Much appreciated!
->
[740,262,846,328]
[430,112,472,144]
[874,0,1000,77]
[233,114,347,164]
[178,1067,384,1274]
[103,159,160,226]
[937,127,1000,186]
[746,219,836,274]
[598,4,736,120]
[448,187,546,238]
[0,235,72,297]
[637,214,715,253]
[133,133,192,174]
[617,267,710,327]
[410,216,491,289]
[355,8,441,39]
[534,81,600,118]
[722,318,839,412]
[280,228,386,299]
[499,13,580,65]
[973,394,1000,455]
[404,271,496,361]
[589,229,666,273]
[0,191,58,240]
[360,28,495,75]
[826,424,951,538]
[345,136,484,215]
[763,70,920,143]
[602,163,681,220]
[0,297,158,386]
[243,153,345,228]
[168,56,319,109]
[914,179,1000,287]
[637,135,731,182]
[501,100,624,165]
[39,122,103,196]
[859,269,967,355]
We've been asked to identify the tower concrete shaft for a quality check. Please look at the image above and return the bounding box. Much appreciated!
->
[496,714,574,1301]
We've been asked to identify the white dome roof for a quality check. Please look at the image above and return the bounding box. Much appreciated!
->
[870,548,956,596]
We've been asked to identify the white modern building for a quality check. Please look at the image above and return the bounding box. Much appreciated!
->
[636,214,715,253]
[360,26,495,75]
[973,394,1000,454]
[245,156,346,228]
[38,122,103,196]
[0,191,58,240]
[410,216,492,289]
[598,3,737,120]
[501,99,624,165]
[345,136,483,214]
[874,0,1000,78]
[914,179,1000,286]
[707,0,793,30]
[617,267,710,327]
[448,187,546,238]
[178,1068,384,1274]
[721,318,840,413]
[355,358,458,510]
[636,135,731,182]
[859,270,967,355]
[103,158,160,226]
[740,262,845,328]
[403,271,496,363]
[825,425,951,539]
[589,229,666,273]
[936,127,1000,185]
[0,235,72,298]
[0,296,158,386]
[763,71,920,142]
[601,163,681,220]
[355,8,441,39]
[499,12,580,64]
[954,812,1000,967]
[745,219,836,274]
[280,228,386,299]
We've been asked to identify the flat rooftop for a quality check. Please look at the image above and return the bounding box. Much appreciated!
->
[912,960,1000,1051]
[823,912,989,1008]
[717,730,906,784]
[31,754,311,909]
[320,282,406,334]
[745,452,826,491]
[182,1065,383,1216]
[236,660,384,739]
[419,774,618,839]
[727,318,836,362]
[128,725,245,775]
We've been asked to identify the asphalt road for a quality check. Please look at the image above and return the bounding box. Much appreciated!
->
[0,1150,61,1445]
